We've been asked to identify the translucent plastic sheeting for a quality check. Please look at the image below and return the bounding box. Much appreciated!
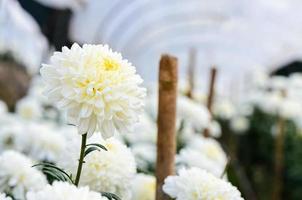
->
[70,0,302,91]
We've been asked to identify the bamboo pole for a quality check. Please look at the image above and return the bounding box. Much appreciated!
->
[155,54,178,200]
[186,48,196,98]
[203,67,217,137]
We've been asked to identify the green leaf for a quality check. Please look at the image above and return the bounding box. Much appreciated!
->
[33,163,73,183]
[101,192,121,200]
[84,146,100,157]
[86,143,108,151]
[43,168,67,182]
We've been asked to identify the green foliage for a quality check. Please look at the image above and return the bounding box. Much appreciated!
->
[84,143,108,157]
[86,143,108,151]
[284,122,302,199]
[33,162,73,184]
[226,108,302,200]
[101,192,121,200]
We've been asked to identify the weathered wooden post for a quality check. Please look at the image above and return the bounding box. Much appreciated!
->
[186,48,196,98]
[155,54,178,200]
[203,66,217,137]
[272,91,287,200]
[0,60,30,111]
[272,116,285,200]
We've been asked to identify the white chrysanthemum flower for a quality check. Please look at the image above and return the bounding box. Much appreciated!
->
[0,119,66,163]
[0,193,12,200]
[0,151,47,200]
[249,69,269,89]
[131,143,156,172]
[230,116,250,134]
[213,100,236,120]
[163,168,244,200]
[267,76,287,91]
[177,80,190,95]
[207,120,222,138]
[58,135,136,199]
[257,91,283,115]
[287,87,302,104]
[192,92,208,105]
[131,174,155,200]
[278,99,302,119]
[16,97,43,120]
[177,149,225,177]
[26,123,66,162]
[187,136,227,166]
[288,73,302,90]
[123,113,157,144]
[0,100,8,115]
[0,123,24,152]
[177,136,227,177]
[40,43,146,138]
[177,96,210,131]
[237,103,254,117]
[145,95,210,131]
[28,76,51,105]
[0,113,17,127]
[26,181,107,200]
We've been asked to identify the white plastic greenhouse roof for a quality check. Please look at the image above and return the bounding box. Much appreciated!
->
[3,0,302,90]
[69,0,302,85]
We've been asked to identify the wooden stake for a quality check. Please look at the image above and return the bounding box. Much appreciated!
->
[272,90,286,200]
[203,67,217,137]
[272,116,286,200]
[156,54,178,200]
[186,48,196,98]
[206,67,217,113]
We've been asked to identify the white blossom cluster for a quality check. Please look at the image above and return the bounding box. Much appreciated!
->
[163,167,244,200]
[26,181,108,200]
[177,136,227,177]
[0,151,47,200]
[0,114,66,163]
[0,193,12,200]
[57,134,136,200]
[131,174,156,200]
[242,72,302,129]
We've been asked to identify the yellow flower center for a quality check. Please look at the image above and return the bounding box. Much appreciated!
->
[192,191,199,199]
[74,56,124,99]
[106,143,117,151]
[103,57,120,71]
[205,145,220,160]
[146,180,155,191]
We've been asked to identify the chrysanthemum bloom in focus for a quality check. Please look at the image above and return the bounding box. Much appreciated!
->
[163,167,244,200]
[26,181,108,200]
[40,43,146,138]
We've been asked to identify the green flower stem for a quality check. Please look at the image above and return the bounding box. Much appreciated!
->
[74,133,87,186]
